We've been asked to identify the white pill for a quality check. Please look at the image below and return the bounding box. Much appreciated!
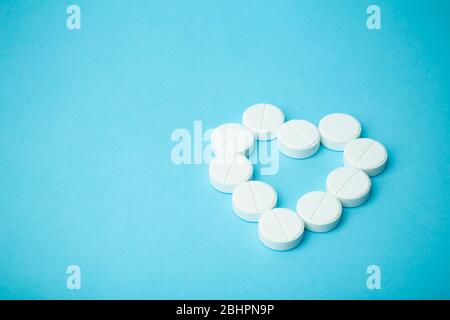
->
[277,120,321,158]
[326,167,371,207]
[232,181,277,222]
[343,138,388,177]
[258,208,305,251]
[211,123,255,157]
[242,103,285,140]
[209,154,253,193]
[296,191,342,232]
[318,113,361,151]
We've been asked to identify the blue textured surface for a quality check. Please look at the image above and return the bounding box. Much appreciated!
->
[0,0,449,299]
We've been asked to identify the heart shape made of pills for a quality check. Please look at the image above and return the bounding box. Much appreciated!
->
[208,103,388,251]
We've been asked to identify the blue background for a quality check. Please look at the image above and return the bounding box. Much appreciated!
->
[0,0,449,299]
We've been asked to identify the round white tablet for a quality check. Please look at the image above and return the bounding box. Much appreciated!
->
[258,208,305,251]
[343,138,388,177]
[277,120,321,159]
[211,123,255,157]
[319,113,361,151]
[296,191,342,232]
[242,103,285,140]
[209,154,253,193]
[326,167,371,207]
[232,181,277,222]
